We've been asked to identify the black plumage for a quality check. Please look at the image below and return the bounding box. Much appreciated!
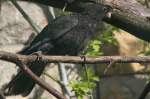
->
[4,3,112,96]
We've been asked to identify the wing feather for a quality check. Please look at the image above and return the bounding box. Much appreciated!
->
[19,15,78,54]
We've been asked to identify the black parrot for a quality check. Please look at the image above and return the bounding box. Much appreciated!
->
[4,3,112,96]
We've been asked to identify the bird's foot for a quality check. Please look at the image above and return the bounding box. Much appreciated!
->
[31,51,43,62]
[80,55,87,68]
[80,55,86,63]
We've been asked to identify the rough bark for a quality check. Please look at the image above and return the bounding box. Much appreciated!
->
[17,0,150,42]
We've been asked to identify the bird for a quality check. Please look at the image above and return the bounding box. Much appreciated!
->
[3,3,112,96]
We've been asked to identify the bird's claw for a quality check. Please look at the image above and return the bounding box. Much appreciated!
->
[31,51,43,62]
[80,55,87,64]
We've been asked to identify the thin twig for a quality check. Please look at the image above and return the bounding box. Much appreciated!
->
[10,0,40,34]
[100,71,150,78]
[1,51,150,64]
[103,60,117,74]
[145,0,149,8]
[80,56,93,99]
[16,61,66,99]
[43,72,64,86]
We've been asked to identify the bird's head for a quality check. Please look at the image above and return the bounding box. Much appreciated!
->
[81,3,112,21]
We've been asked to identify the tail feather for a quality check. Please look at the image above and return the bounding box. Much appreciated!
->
[4,71,35,96]
[4,62,46,96]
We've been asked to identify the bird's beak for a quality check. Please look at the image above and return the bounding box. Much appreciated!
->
[106,12,112,18]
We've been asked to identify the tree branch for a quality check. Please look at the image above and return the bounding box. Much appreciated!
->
[104,0,150,42]
[17,0,150,42]
[16,61,66,99]
[0,51,150,64]
[0,51,66,99]
[1,51,150,98]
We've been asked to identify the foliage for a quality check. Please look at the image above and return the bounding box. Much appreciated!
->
[81,67,100,82]
[144,49,150,55]
[84,39,103,56]
[147,75,150,82]
[140,42,150,55]
[141,42,150,72]
[100,24,118,45]
[69,67,99,99]
[83,24,118,56]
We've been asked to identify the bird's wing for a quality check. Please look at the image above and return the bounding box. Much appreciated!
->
[19,15,79,55]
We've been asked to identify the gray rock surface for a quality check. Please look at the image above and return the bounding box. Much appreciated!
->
[0,1,50,99]
[100,76,149,99]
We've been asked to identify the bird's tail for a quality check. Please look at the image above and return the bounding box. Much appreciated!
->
[3,62,46,96]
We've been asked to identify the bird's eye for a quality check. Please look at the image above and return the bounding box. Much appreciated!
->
[102,6,108,12]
